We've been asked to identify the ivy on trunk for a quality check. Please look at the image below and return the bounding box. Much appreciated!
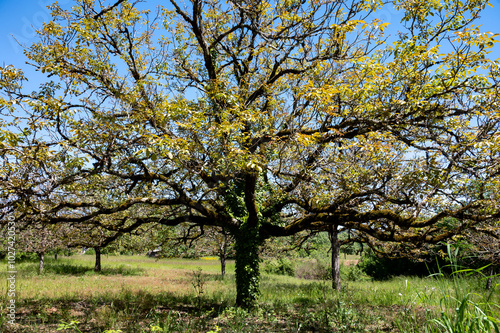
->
[235,223,260,308]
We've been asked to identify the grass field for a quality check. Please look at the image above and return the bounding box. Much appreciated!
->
[1,254,499,332]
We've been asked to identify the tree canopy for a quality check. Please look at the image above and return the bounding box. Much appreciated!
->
[1,0,500,307]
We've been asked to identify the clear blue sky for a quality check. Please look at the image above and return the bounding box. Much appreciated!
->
[0,0,71,66]
[0,0,499,83]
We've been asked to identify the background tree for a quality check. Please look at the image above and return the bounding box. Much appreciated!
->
[15,222,66,274]
[203,226,234,277]
[1,0,499,307]
[158,223,234,276]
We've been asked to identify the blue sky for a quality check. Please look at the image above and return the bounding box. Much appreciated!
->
[0,0,499,85]
[0,0,67,66]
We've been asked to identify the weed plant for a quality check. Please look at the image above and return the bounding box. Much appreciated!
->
[261,257,295,277]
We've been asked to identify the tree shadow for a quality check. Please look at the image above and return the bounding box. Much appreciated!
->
[42,263,145,276]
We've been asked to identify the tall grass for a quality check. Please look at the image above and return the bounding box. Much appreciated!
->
[392,244,500,333]
[422,244,500,333]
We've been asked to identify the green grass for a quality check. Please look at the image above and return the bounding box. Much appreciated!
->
[1,254,498,332]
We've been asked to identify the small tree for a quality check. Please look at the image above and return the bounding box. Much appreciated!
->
[16,223,66,274]
[205,226,234,277]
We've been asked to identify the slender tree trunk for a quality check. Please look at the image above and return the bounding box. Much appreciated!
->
[220,233,227,277]
[94,247,101,272]
[220,253,226,277]
[54,251,58,261]
[329,226,341,292]
[486,266,494,290]
[38,252,45,274]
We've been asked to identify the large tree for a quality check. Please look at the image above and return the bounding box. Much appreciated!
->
[1,0,500,307]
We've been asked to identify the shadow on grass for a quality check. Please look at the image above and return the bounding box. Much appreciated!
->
[260,279,330,294]
[19,262,145,276]
[51,263,145,276]
[4,290,232,333]
[3,286,395,333]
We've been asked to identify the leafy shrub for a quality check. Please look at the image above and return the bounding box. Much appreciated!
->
[314,259,332,280]
[341,264,367,282]
[12,251,39,262]
[262,257,295,276]
[295,259,326,280]
[358,249,431,280]
[295,258,367,282]
[85,248,96,255]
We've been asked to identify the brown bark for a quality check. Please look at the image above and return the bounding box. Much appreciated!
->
[220,254,226,277]
[329,227,341,292]
[94,247,102,272]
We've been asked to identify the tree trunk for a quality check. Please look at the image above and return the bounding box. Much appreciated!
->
[38,252,45,274]
[54,251,58,261]
[94,247,102,272]
[220,232,227,277]
[329,227,341,292]
[220,253,226,277]
[235,225,260,308]
[486,266,494,290]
